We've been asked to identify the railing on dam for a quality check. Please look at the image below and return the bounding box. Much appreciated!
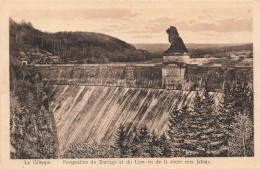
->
[34,63,160,67]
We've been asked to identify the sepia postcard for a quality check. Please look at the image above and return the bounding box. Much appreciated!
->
[0,0,260,168]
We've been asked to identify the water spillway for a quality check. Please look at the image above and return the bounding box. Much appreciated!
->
[48,85,223,152]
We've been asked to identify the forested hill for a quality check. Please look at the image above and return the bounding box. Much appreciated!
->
[9,19,151,65]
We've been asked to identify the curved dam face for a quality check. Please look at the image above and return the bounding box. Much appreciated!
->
[48,85,222,152]
[41,64,251,153]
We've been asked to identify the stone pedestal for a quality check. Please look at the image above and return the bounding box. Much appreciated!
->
[162,64,186,79]
[163,55,190,64]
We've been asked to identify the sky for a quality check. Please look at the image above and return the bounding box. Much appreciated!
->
[10,1,253,44]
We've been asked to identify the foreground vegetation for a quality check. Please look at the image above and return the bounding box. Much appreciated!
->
[10,66,59,159]
[62,81,253,158]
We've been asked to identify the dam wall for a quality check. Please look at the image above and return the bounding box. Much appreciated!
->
[39,64,252,152]
[48,85,223,152]
[35,64,253,92]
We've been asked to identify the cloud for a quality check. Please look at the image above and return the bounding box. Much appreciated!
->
[149,17,177,23]
[127,30,148,33]
[105,24,127,28]
[81,9,139,19]
[202,32,220,37]
[145,16,252,33]
[198,14,212,20]
[214,18,252,32]
[10,6,253,44]
[145,17,177,33]
[97,27,113,32]
[11,8,138,22]
[131,35,153,39]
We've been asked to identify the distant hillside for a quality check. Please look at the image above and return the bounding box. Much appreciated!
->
[188,43,253,58]
[186,43,252,49]
[133,43,253,58]
[9,19,151,66]
[133,44,170,53]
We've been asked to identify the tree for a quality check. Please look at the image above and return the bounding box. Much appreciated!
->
[199,90,226,156]
[217,82,237,156]
[180,91,205,157]
[229,113,253,156]
[129,126,163,157]
[114,124,128,157]
[149,131,162,157]
[136,125,152,157]
[168,91,226,157]
[139,125,149,141]
[129,126,139,157]
[232,81,253,120]
[167,105,187,157]
[159,132,172,157]
[218,80,254,156]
